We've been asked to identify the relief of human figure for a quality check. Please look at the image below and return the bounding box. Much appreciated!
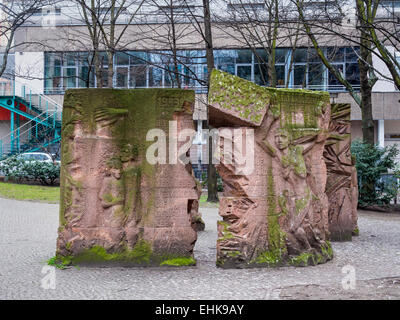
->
[324,103,359,241]
[208,69,332,268]
[256,102,331,261]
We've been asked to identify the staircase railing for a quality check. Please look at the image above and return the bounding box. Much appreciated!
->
[0,79,63,158]
[0,79,62,120]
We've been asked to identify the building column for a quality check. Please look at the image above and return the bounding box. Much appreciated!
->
[378,119,385,148]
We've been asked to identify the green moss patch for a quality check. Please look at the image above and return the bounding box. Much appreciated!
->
[209,69,270,125]
[52,240,197,268]
[217,221,234,241]
[160,257,196,267]
[251,249,284,266]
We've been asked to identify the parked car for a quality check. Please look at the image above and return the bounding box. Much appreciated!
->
[18,152,60,165]
[0,152,60,177]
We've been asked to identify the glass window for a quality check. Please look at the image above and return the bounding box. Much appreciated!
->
[236,50,252,63]
[215,50,236,65]
[182,66,195,87]
[44,53,62,93]
[196,65,208,87]
[129,65,147,87]
[78,66,95,88]
[308,63,324,87]
[308,49,321,63]
[217,64,235,75]
[116,52,129,65]
[294,65,306,86]
[345,63,360,85]
[149,52,164,65]
[165,65,182,87]
[327,47,345,62]
[98,52,108,67]
[116,67,128,87]
[254,49,268,64]
[63,67,77,89]
[293,49,308,63]
[64,53,76,67]
[188,50,206,64]
[101,68,109,88]
[237,65,252,81]
[345,47,360,62]
[149,66,163,87]
[276,65,286,87]
[254,63,268,86]
[276,49,287,64]
[129,51,147,65]
[328,64,344,89]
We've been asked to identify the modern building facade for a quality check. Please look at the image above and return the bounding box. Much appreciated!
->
[1,0,399,163]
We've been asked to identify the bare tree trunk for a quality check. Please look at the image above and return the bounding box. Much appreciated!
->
[107,50,114,88]
[359,35,375,145]
[170,4,181,88]
[356,0,377,145]
[267,0,279,87]
[107,2,116,88]
[203,0,218,202]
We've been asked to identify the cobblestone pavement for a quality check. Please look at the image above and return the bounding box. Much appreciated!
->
[0,197,399,300]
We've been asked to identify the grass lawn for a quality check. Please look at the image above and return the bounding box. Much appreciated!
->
[199,194,219,208]
[0,181,60,203]
[0,182,216,206]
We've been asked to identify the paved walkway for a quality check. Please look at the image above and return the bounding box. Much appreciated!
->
[0,197,399,299]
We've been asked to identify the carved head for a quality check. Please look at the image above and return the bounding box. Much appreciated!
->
[275,128,290,150]
[111,168,122,180]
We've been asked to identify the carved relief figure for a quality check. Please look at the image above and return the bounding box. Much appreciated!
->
[209,69,333,268]
[324,103,359,241]
[56,89,199,267]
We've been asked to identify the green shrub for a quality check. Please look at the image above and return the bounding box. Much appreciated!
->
[201,171,223,192]
[0,156,60,186]
[351,140,399,207]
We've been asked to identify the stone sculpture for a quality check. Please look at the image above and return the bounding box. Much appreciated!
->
[54,71,358,269]
[56,89,200,267]
[208,69,334,268]
[324,103,359,241]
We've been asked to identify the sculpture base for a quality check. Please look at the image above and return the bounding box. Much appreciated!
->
[217,243,333,269]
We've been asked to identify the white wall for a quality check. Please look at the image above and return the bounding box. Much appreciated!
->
[372,46,398,92]
[14,51,44,95]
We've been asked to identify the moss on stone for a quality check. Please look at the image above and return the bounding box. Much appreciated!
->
[289,252,316,267]
[160,257,196,267]
[65,242,72,250]
[266,165,287,257]
[208,69,270,125]
[59,89,197,260]
[262,140,277,157]
[251,249,283,266]
[226,251,241,258]
[102,193,123,206]
[124,239,153,263]
[295,193,310,216]
[47,255,72,270]
[217,221,234,241]
[55,239,153,266]
[321,241,333,260]
[54,240,198,268]
[278,193,289,216]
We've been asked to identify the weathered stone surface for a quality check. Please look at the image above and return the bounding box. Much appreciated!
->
[56,89,199,266]
[324,103,359,241]
[209,69,333,268]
